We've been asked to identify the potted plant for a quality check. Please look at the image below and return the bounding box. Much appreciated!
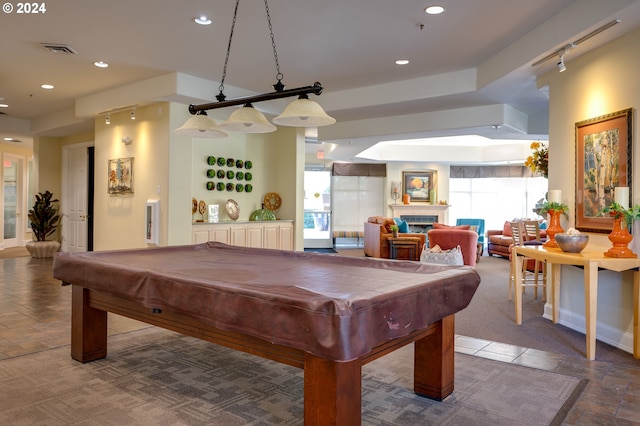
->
[389,224,399,238]
[539,201,569,248]
[26,190,61,258]
[602,201,640,255]
[539,201,569,218]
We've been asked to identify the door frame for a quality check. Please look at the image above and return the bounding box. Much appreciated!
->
[303,168,333,249]
[61,142,94,252]
[1,153,26,249]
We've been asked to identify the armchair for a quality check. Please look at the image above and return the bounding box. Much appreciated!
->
[426,228,478,267]
[456,218,485,255]
[363,216,426,259]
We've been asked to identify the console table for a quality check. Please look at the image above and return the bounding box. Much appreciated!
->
[512,245,640,360]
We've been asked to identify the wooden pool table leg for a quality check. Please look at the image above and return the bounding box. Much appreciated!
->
[414,315,455,400]
[71,286,108,362]
[304,353,361,426]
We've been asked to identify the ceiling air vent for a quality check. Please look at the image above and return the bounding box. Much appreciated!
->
[40,43,78,54]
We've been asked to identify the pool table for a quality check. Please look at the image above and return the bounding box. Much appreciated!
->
[53,242,480,425]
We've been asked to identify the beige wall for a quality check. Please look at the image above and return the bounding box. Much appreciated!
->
[93,104,171,250]
[538,26,640,352]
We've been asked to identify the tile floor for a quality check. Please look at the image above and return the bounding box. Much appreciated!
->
[1,254,639,424]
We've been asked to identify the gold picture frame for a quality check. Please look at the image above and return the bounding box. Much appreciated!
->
[402,170,436,203]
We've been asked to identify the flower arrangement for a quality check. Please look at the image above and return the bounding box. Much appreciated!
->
[525,141,548,178]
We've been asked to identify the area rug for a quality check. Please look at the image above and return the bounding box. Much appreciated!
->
[0,328,586,425]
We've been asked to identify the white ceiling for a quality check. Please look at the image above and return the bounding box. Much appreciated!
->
[1,0,640,163]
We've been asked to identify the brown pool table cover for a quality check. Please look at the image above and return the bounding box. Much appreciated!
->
[53,242,480,361]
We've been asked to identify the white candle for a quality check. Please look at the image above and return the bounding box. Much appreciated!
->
[549,190,562,204]
[615,186,629,209]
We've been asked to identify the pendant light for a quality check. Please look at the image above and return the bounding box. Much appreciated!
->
[273,94,336,127]
[176,0,334,137]
[220,103,277,133]
[175,111,228,138]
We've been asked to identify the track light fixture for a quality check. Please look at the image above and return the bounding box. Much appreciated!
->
[532,19,620,68]
[176,0,335,138]
[557,54,567,72]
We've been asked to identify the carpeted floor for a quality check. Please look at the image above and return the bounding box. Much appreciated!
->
[0,328,586,425]
[456,255,638,366]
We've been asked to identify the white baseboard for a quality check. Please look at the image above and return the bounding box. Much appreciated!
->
[543,302,633,355]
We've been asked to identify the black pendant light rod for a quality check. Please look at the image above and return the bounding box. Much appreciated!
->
[188,82,324,115]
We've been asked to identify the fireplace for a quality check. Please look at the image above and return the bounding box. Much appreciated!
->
[400,214,439,233]
[390,204,449,227]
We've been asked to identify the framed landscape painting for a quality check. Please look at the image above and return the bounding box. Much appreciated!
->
[402,170,436,203]
[108,157,134,195]
[575,108,632,232]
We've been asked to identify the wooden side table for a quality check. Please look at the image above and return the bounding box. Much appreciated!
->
[388,237,421,261]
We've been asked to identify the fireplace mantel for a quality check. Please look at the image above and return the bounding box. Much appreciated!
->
[390,204,449,224]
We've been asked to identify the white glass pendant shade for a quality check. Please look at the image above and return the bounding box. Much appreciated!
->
[272,97,336,127]
[175,114,228,138]
[219,104,277,133]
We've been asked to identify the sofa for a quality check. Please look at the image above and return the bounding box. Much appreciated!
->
[363,216,426,259]
[487,220,546,258]
[427,223,479,267]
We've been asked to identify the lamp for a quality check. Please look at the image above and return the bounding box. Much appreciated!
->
[175,111,228,138]
[176,0,334,137]
[557,54,566,72]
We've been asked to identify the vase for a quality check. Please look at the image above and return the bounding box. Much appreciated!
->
[604,217,636,258]
[543,209,563,249]
[392,230,399,238]
[25,240,61,258]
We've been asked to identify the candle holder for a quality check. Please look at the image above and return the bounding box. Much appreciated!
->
[540,201,569,249]
[543,209,564,249]
[391,191,400,204]
[604,214,637,258]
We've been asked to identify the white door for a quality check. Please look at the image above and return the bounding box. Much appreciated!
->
[303,170,333,248]
[2,154,23,248]
[62,144,90,252]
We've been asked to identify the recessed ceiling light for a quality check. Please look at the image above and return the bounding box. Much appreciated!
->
[395,59,410,65]
[194,16,212,25]
[41,84,54,90]
[94,61,109,68]
[425,5,445,15]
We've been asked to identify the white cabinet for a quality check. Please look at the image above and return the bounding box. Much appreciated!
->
[192,221,294,250]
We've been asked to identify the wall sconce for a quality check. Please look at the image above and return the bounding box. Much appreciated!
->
[130,109,136,120]
[122,136,133,145]
[105,114,110,125]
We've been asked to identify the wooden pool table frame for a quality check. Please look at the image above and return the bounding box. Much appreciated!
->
[71,284,455,426]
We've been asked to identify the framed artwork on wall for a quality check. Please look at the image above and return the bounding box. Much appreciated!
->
[575,108,632,232]
[108,157,134,195]
[402,170,436,203]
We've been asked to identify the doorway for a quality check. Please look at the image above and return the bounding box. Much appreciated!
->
[303,169,332,248]
[2,154,24,248]
[61,143,94,252]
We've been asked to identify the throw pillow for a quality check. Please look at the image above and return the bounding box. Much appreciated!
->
[433,223,471,230]
[393,218,410,233]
